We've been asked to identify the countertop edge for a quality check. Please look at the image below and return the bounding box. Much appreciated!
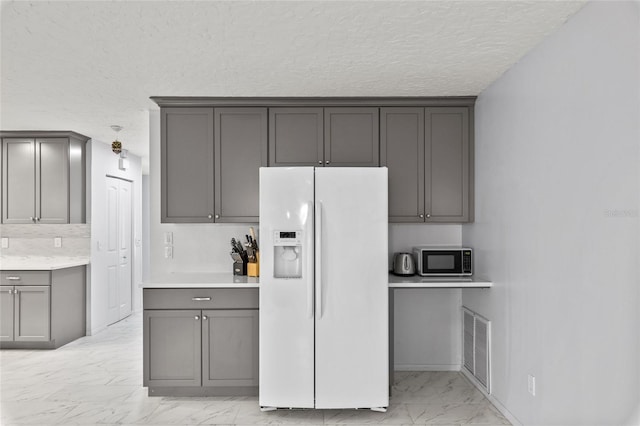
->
[0,260,90,271]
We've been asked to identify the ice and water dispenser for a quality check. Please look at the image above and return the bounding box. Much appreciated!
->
[273,230,303,278]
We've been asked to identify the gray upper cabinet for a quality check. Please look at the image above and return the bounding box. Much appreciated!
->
[1,132,87,224]
[425,107,471,222]
[324,107,379,167]
[269,108,323,166]
[382,107,472,223]
[161,108,215,223]
[214,108,267,222]
[381,108,425,222]
[154,98,474,224]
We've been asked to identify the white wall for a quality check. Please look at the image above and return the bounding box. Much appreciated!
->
[462,2,640,424]
[88,140,143,335]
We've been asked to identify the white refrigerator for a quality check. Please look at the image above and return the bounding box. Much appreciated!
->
[259,167,388,410]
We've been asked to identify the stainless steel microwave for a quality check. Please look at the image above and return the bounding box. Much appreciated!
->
[412,247,473,276]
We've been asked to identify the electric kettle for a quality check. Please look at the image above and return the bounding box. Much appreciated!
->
[392,252,415,276]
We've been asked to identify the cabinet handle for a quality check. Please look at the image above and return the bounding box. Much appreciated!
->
[207,214,213,219]
[14,289,19,294]
[195,315,200,320]
[215,214,220,219]
[426,214,431,218]
[192,297,211,301]
[419,214,424,218]
[325,160,330,164]
[6,276,21,281]
[30,217,35,222]
[203,315,208,320]
[318,161,322,165]
[36,217,41,222]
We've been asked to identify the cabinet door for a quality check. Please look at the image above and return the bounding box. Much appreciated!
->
[143,310,202,387]
[36,138,69,223]
[425,107,470,222]
[269,108,323,166]
[161,108,214,223]
[381,108,425,222]
[0,286,14,341]
[324,108,379,167]
[214,108,267,222]
[14,286,50,342]
[202,309,258,387]
[2,138,36,224]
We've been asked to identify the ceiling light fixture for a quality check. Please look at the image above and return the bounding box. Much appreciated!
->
[110,125,123,154]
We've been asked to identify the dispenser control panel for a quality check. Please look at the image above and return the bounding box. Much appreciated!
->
[274,231,303,246]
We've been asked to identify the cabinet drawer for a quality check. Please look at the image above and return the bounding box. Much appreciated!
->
[143,288,258,310]
[1,271,50,286]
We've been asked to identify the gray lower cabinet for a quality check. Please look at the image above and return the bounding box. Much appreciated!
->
[202,309,259,387]
[0,267,86,348]
[144,310,202,387]
[1,132,88,224]
[143,287,259,396]
[382,107,472,223]
[269,107,380,167]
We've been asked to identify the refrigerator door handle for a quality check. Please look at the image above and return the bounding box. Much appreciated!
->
[315,200,323,319]
[307,201,314,319]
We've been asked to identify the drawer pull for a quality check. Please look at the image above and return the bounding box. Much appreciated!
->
[6,276,21,281]
[192,297,211,301]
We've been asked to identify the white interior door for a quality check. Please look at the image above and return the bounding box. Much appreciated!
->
[118,179,132,319]
[314,167,389,409]
[106,176,133,326]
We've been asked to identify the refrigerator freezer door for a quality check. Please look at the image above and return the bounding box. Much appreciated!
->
[314,167,389,409]
[259,167,315,409]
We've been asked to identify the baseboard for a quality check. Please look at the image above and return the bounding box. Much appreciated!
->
[460,368,522,426]
[88,324,108,336]
[395,364,461,371]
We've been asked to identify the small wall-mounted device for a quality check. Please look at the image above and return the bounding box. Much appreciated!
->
[273,230,302,278]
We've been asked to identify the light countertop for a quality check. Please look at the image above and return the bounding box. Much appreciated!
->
[0,256,90,271]
[142,272,491,289]
[388,273,492,288]
[142,273,259,289]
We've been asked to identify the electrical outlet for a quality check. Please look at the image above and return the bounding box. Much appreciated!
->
[54,237,62,248]
[1,238,8,249]
[528,374,536,396]
[164,232,173,245]
[165,246,173,259]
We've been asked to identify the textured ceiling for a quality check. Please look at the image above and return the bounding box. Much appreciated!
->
[1,1,585,172]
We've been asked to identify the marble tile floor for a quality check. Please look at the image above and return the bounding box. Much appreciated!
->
[0,313,510,425]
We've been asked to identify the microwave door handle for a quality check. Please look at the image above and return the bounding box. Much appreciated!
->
[307,201,314,319]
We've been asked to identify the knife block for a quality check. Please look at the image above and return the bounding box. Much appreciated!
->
[247,261,259,277]
[233,260,246,276]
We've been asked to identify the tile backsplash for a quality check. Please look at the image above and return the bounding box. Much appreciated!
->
[0,224,90,257]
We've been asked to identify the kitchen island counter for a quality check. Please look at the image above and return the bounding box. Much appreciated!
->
[142,272,259,288]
